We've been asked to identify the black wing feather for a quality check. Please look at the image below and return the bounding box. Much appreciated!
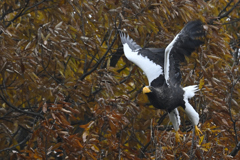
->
[167,20,205,85]
[172,20,205,58]
[119,32,141,51]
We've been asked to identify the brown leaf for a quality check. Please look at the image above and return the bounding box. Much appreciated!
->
[42,102,47,113]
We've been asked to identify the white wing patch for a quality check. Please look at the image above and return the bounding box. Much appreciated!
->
[123,43,163,85]
[168,108,181,131]
[164,34,180,85]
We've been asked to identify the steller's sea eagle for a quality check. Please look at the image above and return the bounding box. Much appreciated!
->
[119,20,205,142]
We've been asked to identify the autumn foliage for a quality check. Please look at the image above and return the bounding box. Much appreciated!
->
[0,0,240,159]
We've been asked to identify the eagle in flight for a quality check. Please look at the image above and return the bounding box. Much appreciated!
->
[119,20,205,141]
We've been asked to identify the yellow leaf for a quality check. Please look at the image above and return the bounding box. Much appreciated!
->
[185,56,189,63]
[202,142,211,149]
[107,58,110,69]
[45,33,51,40]
[91,144,99,152]
[207,55,221,60]
[59,70,65,77]
[199,77,204,89]
[199,135,204,145]
[200,147,209,152]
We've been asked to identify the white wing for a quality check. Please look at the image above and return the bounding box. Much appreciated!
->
[119,33,163,85]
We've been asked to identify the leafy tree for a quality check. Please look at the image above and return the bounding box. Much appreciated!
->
[0,0,240,159]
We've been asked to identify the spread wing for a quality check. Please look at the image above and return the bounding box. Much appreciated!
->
[119,32,164,86]
[164,20,205,85]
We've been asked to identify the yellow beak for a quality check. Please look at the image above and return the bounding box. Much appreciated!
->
[143,86,151,94]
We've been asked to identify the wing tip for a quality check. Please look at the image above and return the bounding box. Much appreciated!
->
[118,30,126,44]
[185,19,206,40]
[119,31,141,51]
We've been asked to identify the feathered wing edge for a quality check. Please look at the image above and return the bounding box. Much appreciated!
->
[168,108,181,131]
[164,20,205,85]
[119,32,141,51]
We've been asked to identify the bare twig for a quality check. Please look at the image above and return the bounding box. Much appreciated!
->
[0,115,40,153]
[120,67,132,84]
[0,133,31,153]
[118,130,122,160]
[157,112,168,125]
[228,75,240,144]
[229,141,240,157]
[67,0,85,36]
[218,0,240,20]
[79,19,122,81]
[218,0,234,17]
[223,18,240,25]
[139,113,168,158]
[0,93,44,119]
[0,0,46,35]
[190,127,196,160]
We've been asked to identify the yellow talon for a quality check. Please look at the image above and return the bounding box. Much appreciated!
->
[175,131,181,143]
[195,125,202,137]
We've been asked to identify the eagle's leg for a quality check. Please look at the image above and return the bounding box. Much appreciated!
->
[175,130,181,143]
[195,125,202,136]
[168,108,181,143]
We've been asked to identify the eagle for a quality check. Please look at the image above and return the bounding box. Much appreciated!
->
[119,20,205,141]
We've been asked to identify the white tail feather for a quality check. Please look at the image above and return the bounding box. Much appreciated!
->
[183,85,199,99]
[183,85,199,126]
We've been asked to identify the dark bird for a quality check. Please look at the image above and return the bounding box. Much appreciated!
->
[119,20,205,141]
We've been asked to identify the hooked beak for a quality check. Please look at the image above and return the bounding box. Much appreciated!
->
[143,86,151,94]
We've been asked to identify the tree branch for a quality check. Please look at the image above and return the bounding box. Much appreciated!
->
[218,0,240,20]
[0,114,40,153]
[0,93,44,119]
[0,134,31,153]
[189,127,196,160]
[218,0,234,17]
[79,18,122,81]
[229,141,240,157]
[0,0,46,35]
[228,75,240,144]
